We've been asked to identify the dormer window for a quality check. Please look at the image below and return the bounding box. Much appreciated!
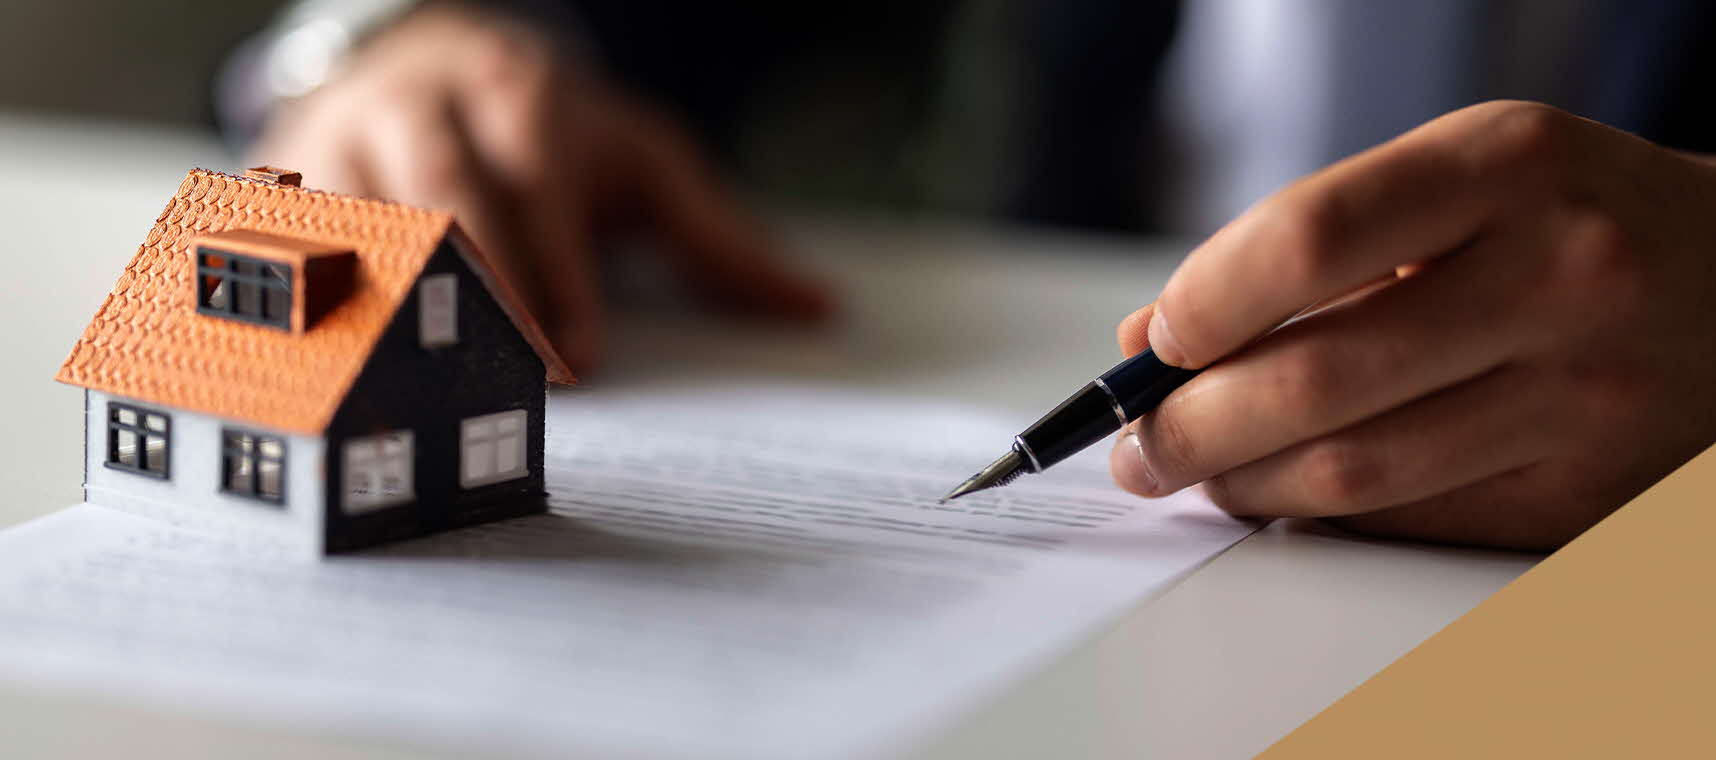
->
[197,250,293,329]
[190,229,356,333]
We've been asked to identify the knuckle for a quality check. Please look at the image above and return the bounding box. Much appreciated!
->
[1536,206,1651,338]
[1553,207,1639,292]
[479,91,553,165]
[464,24,558,88]
[467,28,518,70]
[1297,439,1382,512]
[1275,343,1346,421]
[1482,101,1577,176]
[1200,474,1253,516]
[1149,287,1205,363]
[485,47,557,100]
[1141,407,1200,484]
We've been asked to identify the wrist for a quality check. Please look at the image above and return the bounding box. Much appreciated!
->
[216,0,419,148]
[218,0,593,149]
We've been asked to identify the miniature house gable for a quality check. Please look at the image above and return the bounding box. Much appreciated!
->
[320,238,553,551]
[55,167,573,555]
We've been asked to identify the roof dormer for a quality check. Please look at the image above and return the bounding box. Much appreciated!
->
[191,228,356,333]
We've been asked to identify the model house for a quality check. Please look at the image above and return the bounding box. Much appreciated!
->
[56,167,574,554]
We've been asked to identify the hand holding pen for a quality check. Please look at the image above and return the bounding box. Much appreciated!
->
[949,101,1716,553]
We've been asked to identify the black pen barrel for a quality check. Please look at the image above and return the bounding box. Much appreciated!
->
[1015,349,1201,473]
[1016,382,1122,470]
[1101,348,1201,420]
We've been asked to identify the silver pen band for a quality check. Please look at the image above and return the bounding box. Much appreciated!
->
[1092,377,1129,427]
[1013,435,1044,473]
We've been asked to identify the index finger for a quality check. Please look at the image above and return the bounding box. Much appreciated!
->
[601,97,833,320]
[1144,101,1576,369]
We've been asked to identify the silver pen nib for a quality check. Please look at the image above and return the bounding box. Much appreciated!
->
[941,449,1028,502]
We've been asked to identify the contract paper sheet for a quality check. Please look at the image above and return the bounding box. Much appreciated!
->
[0,385,1254,759]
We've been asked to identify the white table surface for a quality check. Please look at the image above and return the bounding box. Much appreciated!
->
[0,112,1541,760]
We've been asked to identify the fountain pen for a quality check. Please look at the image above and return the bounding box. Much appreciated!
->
[942,348,1201,500]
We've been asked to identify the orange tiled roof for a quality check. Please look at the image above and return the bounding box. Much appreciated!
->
[56,168,573,435]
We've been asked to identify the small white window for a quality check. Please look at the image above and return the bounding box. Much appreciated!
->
[460,410,528,488]
[343,431,414,513]
[419,273,458,348]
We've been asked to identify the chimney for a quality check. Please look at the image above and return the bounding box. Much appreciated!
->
[243,166,303,187]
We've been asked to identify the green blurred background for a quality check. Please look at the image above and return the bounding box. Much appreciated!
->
[0,2,275,125]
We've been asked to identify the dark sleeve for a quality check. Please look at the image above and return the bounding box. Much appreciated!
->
[1642,9,1716,153]
[1582,0,1716,153]
[559,0,962,161]
[1003,0,1182,232]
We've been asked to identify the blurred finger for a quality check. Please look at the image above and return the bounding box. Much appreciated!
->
[250,95,376,197]
[1123,218,1542,496]
[603,98,832,319]
[1147,102,1577,369]
[1202,365,1561,519]
[1116,302,1155,357]
[1117,261,1403,367]
[361,93,521,278]
[461,62,607,370]
[1322,465,1606,552]
[360,91,617,368]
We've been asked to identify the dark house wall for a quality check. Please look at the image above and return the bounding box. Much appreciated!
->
[323,241,548,552]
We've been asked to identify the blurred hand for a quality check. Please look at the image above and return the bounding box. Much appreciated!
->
[252,3,830,371]
[1112,101,1716,551]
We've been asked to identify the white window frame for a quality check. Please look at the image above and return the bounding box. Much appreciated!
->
[342,430,414,513]
[460,410,528,489]
[418,272,458,348]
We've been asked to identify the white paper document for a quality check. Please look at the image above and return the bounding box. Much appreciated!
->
[0,385,1253,759]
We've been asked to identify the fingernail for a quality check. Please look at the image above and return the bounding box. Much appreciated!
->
[1147,309,1187,367]
[1110,427,1159,496]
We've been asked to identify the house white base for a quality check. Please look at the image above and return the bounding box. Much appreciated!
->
[84,390,327,558]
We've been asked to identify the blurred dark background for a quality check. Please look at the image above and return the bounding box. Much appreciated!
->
[1,0,1160,230]
[8,0,1716,237]
[0,2,275,125]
